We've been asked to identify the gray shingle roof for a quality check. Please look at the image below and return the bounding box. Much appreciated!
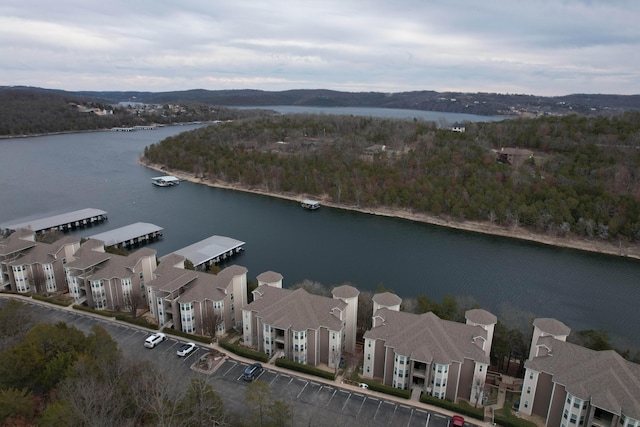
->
[257,270,283,283]
[178,265,248,303]
[87,248,156,281]
[364,308,490,365]
[526,336,640,419]
[465,309,497,325]
[533,318,571,336]
[65,239,111,270]
[246,286,346,331]
[149,261,199,293]
[0,229,37,256]
[332,284,360,299]
[372,292,402,306]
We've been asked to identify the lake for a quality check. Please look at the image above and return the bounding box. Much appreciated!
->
[1,109,638,351]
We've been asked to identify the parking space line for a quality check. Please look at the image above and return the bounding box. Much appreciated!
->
[341,393,351,412]
[221,361,237,377]
[405,407,414,427]
[372,399,383,420]
[325,389,337,407]
[356,395,366,418]
[296,382,308,399]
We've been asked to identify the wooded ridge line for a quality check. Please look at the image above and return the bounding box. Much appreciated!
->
[140,112,640,259]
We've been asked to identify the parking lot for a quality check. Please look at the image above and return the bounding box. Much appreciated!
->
[213,358,454,427]
[11,298,469,427]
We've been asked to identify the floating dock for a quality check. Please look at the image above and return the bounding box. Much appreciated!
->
[301,199,321,210]
[151,176,181,186]
[0,208,108,235]
[170,235,245,270]
[87,222,163,249]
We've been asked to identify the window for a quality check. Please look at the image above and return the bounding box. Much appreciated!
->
[367,353,371,360]
[527,386,531,394]
[479,365,483,372]
[524,401,529,409]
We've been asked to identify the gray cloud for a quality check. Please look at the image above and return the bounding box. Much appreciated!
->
[1,0,638,95]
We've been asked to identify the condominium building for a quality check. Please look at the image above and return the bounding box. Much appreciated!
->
[521,318,640,427]
[65,239,157,310]
[146,254,248,335]
[0,229,80,294]
[362,296,496,404]
[242,283,359,369]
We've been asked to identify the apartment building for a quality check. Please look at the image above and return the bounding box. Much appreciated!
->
[0,229,80,294]
[362,296,496,404]
[242,283,359,369]
[521,318,640,427]
[65,239,157,310]
[146,254,248,335]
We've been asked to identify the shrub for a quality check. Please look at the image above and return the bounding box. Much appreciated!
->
[162,327,211,344]
[32,294,72,307]
[72,304,115,317]
[361,381,411,399]
[275,358,336,381]
[218,340,269,363]
[493,413,537,427]
[419,394,485,420]
[114,314,158,330]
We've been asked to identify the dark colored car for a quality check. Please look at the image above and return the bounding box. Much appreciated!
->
[242,363,263,381]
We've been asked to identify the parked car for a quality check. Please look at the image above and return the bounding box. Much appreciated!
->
[452,415,465,427]
[242,363,263,381]
[176,342,197,357]
[144,332,167,348]
[358,383,369,389]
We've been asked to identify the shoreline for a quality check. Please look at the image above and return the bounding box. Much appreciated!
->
[141,160,640,261]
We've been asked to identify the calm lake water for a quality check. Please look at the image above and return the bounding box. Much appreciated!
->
[1,110,638,351]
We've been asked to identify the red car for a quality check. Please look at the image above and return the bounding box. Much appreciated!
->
[452,415,465,427]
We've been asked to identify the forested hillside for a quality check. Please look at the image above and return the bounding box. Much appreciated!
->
[0,87,271,136]
[142,113,640,245]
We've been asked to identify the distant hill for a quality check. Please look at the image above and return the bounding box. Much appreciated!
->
[4,86,640,117]
[0,87,271,136]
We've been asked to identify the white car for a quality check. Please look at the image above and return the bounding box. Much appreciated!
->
[144,332,167,348]
[176,342,197,357]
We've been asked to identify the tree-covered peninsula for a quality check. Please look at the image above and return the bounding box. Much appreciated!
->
[141,112,640,256]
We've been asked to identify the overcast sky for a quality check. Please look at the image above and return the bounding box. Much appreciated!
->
[2,1,639,96]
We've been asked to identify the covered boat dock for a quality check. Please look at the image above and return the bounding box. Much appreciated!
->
[171,235,245,270]
[87,222,163,249]
[151,176,181,186]
[301,199,321,210]
[0,208,108,235]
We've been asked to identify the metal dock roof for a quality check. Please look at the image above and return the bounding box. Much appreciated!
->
[87,222,163,247]
[0,208,108,233]
[172,235,245,267]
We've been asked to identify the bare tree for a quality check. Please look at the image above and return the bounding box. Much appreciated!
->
[200,309,223,339]
[30,264,46,294]
[58,358,132,427]
[124,291,146,318]
[0,300,33,352]
[126,361,184,427]
[356,290,373,334]
[178,377,228,427]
